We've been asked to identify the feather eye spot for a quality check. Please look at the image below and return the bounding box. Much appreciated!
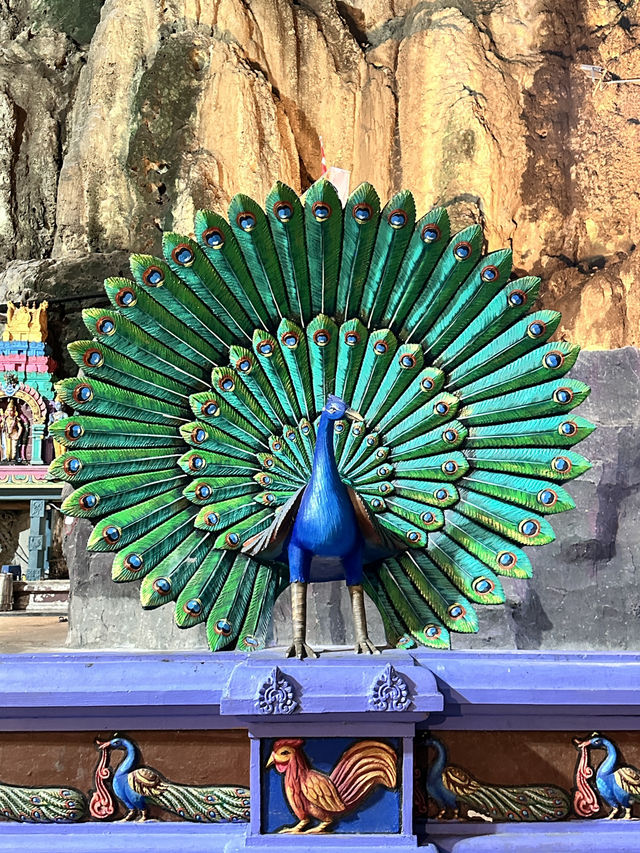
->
[73,383,94,403]
[273,201,293,222]
[406,530,421,542]
[552,456,572,473]
[554,387,574,404]
[313,329,331,346]
[369,497,385,511]
[434,488,448,501]
[171,244,195,266]
[285,430,296,442]
[189,455,205,472]
[473,577,494,595]
[481,265,499,282]
[218,374,235,392]
[508,289,527,307]
[497,551,517,568]
[63,457,82,476]
[528,320,546,338]
[366,435,378,447]
[352,202,372,223]
[257,339,274,356]
[379,482,393,494]
[453,241,472,261]
[311,201,331,222]
[183,598,203,616]
[399,353,417,369]
[80,493,99,510]
[421,511,435,524]
[377,464,391,477]
[102,526,121,544]
[124,553,144,571]
[334,422,344,433]
[448,604,466,619]
[83,349,103,368]
[344,331,360,347]
[195,484,212,500]
[203,227,225,249]
[425,624,441,638]
[442,460,459,475]
[544,350,565,369]
[153,577,172,595]
[420,377,435,393]
[272,440,283,451]
[301,423,310,435]
[214,618,232,636]
[388,209,408,229]
[225,532,241,548]
[372,339,388,355]
[96,316,116,335]
[143,265,164,287]
[115,287,136,307]
[281,331,300,348]
[559,420,578,437]
[538,489,558,507]
[443,428,459,443]
[65,423,84,440]
[519,519,541,537]
[263,456,275,469]
[375,449,387,460]
[421,224,441,243]
[243,635,260,648]
[236,212,256,232]
[192,427,208,444]
[205,512,219,527]
[434,401,450,416]
[201,401,219,418]
[352,424,363,437]
[235,357,253,374]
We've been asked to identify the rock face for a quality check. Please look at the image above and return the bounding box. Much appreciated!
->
[0,0,638,649]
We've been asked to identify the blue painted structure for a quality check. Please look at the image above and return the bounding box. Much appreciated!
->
[3,650,640,851]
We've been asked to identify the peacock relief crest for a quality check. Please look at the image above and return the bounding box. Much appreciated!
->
[50,180,593,657]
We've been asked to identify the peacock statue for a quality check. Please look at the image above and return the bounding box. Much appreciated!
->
[49,179,593,657]
[0,780,88,823]
[91,735,250,822]
[423,736,570,822]
[573,733,640,819]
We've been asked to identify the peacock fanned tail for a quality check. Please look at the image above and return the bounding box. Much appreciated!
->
[0,782,88,823]
[145,781,250,823]
[51,179,593,652]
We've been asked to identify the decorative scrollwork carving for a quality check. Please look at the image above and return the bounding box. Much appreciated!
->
[369,663,412,712]
[256,666,299,715]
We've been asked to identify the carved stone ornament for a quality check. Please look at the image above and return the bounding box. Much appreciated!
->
[256,667,299,715]
[369,663,412,712]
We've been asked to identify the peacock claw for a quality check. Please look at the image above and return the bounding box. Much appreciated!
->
[354,638,380,655]
[285,641,318,660]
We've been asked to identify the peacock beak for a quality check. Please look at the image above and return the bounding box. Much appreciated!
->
[266,753,275,768]
[345,407,364,422]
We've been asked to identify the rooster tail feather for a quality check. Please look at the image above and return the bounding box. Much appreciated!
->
[330,741,397,809]
[148,781,250,823]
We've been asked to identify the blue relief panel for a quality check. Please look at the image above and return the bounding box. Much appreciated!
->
[260,736,401,835]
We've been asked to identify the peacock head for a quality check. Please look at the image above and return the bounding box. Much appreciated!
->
[573,732,605,750]
[322,394,364,423]
[266,738,304,773]
[96,733,129,751]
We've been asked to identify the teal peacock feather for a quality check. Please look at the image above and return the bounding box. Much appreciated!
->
[0,782,88,823]
[50,179,593,653]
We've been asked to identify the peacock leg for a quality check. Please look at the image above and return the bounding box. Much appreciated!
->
[136,809,149,822]
[123,809,137,821]
[285,581,318,660]
[605,807,622,819]
[349,584,380,654]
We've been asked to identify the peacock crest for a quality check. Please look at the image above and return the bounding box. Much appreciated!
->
[49,179,593,653]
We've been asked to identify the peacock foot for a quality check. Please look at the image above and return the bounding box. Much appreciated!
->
[285,641,318,660]
[605,808,622,819]
[305,821,333,833]
[279,819,311,833]
[135,810,149,822]
[123,809,138,821]
[354,637,380,655]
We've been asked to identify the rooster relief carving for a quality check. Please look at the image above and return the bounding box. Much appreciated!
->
[266,738,398,833]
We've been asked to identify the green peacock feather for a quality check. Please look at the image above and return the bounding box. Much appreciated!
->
[50,179,593,652]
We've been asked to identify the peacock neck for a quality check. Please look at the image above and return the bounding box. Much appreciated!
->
[426,739,447,786]
[115,741,138,777]
[310,411,343,492]
[597,739,618,776]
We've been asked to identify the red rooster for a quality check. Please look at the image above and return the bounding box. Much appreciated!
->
[266,738,397,833]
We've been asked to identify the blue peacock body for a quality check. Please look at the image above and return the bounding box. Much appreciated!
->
[49,179,593,655]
